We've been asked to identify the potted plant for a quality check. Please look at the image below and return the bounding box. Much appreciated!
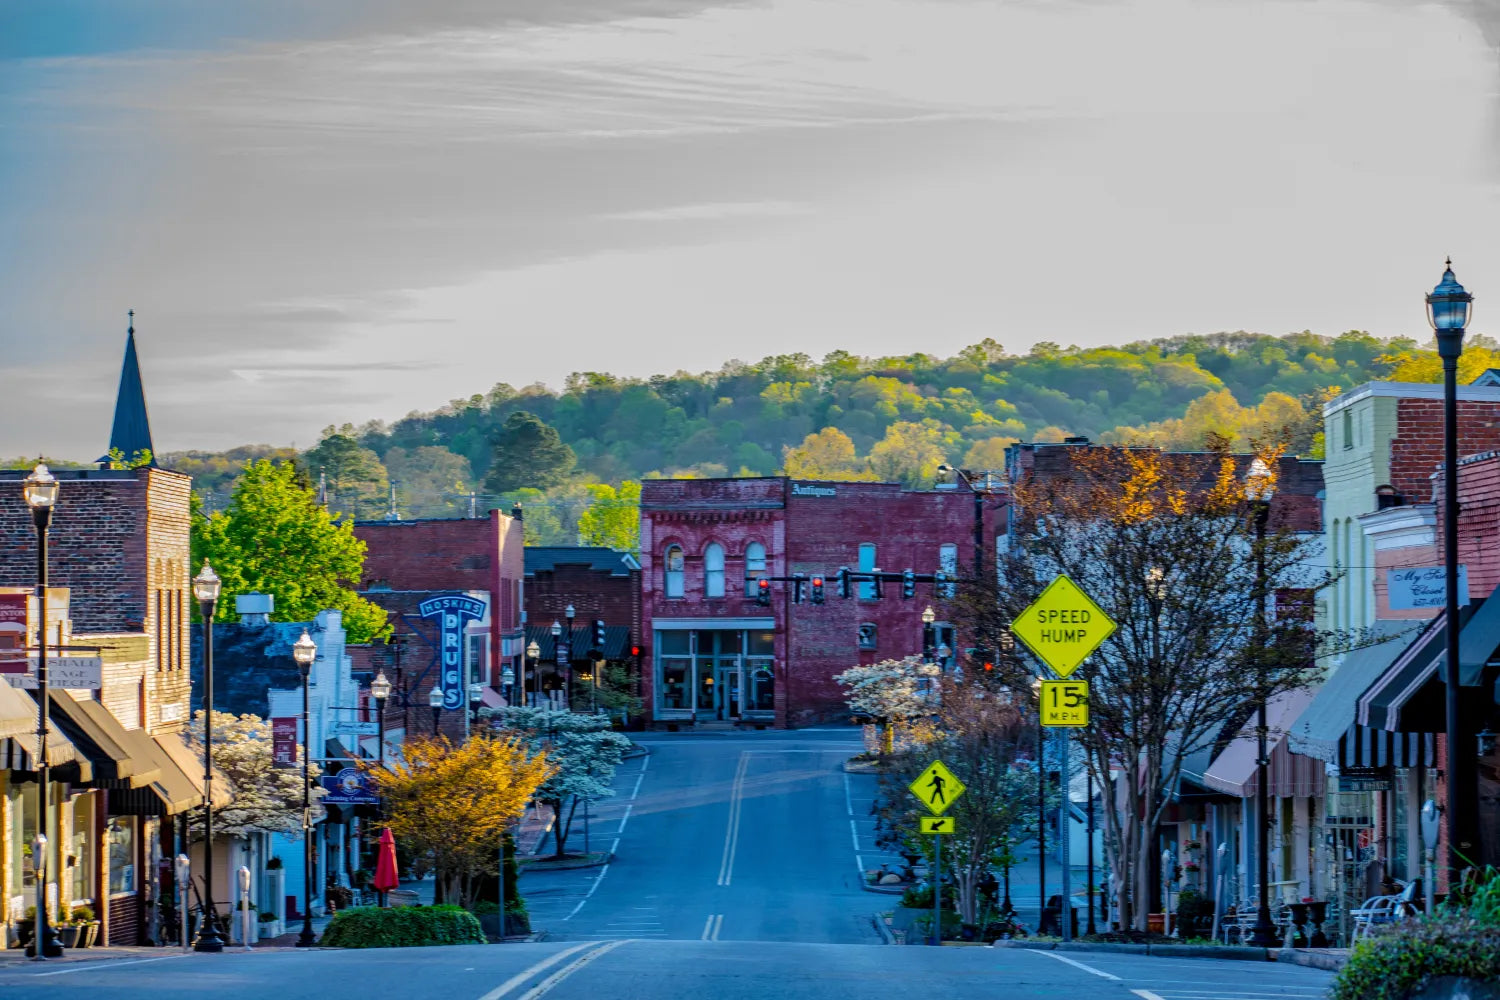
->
[259,910,282,939]
[55,906,80,948]
[71,906,98,948]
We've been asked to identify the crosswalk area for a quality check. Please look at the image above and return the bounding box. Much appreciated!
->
[1129,988,1330,1000]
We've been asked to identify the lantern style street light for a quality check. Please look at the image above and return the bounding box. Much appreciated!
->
[23,464,62,959]
[292,630,318,948]
[1243,457,1278,948]
[371,671,391,770]
[428,684,443,735]
[192,561,225,952]
[921,605,937,663]
[1427,259,1478,878]
[469,681,484,730]
[525,641,540,708]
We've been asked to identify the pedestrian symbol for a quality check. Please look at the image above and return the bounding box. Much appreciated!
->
[908,760,965,816]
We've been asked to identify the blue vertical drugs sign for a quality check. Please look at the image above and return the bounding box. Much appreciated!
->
[418,594,488,711]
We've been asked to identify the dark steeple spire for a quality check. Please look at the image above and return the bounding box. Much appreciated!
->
[107,310,156,465]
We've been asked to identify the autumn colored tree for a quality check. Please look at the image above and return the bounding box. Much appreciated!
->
[1378,336,1500,384]
[190,460,391,642]
[990,445,1332,931]
[1104,388,1321,455]
[184,710,324,838]
[867,420,953,487]
[368,733,553,908]
[576,480,641,553]
[781,427,874,480]
[961,436,1016,471]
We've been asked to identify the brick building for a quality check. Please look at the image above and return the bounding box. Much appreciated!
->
[639,477,1006,728]
[0,465,206,947]
[353,511,523,742]
[523,547,641,709]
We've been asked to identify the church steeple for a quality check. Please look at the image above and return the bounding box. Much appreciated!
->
[107,310,156,466]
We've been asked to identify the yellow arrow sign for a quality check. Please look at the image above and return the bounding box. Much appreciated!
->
[1040,679,1090,727]
[1010,574,1116,678]
[909,760,965,815]
[920,815,955,835]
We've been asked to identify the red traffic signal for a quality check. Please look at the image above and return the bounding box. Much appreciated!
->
[756,578,772,606]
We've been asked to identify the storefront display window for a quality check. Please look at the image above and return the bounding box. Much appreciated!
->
[70,794,93,903]
[107,816,136,896]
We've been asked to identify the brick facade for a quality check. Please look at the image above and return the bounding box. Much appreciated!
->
[353,511,523,734]
[640,477,1006,728]
[1389,399,1500,505]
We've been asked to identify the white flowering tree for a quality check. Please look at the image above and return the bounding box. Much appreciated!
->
[483,707,633,858]
[185,710,324,838]
[835,655,936,755]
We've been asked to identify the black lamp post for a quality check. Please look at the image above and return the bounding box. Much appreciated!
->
[428,685,443,737]
[293,629,318,948]
[937,465,1001,580]
[501,664,516,708]
[921,606,936,663]
[371,671,390,770]
[563,605,576,707]
[469,681,484,733]
[22,464,62,960]
[526,641,540,708]
[1427,259,1478,878]
[192,561,225,952]
[1244,457,1278,948]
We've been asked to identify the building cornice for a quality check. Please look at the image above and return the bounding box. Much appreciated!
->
[1324,380,1500,418]
[1357,503,1436,550]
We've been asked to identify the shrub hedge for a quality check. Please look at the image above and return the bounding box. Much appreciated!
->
[1330,918,1500,1000]
[319,905,485,949]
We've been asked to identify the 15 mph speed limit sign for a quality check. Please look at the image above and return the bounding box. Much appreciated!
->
[1039,679,1089,727]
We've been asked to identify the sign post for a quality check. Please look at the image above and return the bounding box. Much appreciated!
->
[1011,573,1116,943]
[909,760,964,946]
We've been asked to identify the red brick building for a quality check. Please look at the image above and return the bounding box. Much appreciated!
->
[639,477,1007,728]
[523,547,641,706]
[353,510,523,741]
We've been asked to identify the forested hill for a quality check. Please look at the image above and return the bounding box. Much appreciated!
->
[160,329,1454,530]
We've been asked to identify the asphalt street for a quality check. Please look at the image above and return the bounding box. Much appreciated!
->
[0,730,1338,999]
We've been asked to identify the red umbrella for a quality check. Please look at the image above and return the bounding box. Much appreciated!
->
[373,828,400,896]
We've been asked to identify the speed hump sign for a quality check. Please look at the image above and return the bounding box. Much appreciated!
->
[1040,679,1089,727]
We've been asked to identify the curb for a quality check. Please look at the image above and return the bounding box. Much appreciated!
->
[872,914,897,945]
[842,760,884,775]
[519,852,614,872]
[1276,948,1350,972]
[991,940,1275,961]
[860,882,911,895]
[622,744,651,760]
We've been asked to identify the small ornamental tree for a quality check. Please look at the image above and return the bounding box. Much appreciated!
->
[184,710,324,838]
[368,733,552,909]
[484,707,632,858]
[835,656,934,755]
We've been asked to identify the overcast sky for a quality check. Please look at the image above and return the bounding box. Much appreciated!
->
[3,0,1500,460]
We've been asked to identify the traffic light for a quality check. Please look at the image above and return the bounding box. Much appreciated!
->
[901,569,915,600]
[756,578,772,606]
[811,577,824,604]
[936,571,954,599]
[837,566,851,599]
[593,618,607,651]
[871,573,884,599]
[792,573,806,605]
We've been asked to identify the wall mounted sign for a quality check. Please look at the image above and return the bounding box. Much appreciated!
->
[791,483,836,497]
[418,594,488,711]
[271,717,297,766]
[319,766,379,805]
[0,594,26,671]
[1388,565,1469,611]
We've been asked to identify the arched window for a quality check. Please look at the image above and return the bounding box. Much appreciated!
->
[665,545,685,598]
[744,542,767,596]
[705,543,726,598]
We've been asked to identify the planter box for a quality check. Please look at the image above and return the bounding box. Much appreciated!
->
[258,919,283,939]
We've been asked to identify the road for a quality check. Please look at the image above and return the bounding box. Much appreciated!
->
[0,729,1337,999]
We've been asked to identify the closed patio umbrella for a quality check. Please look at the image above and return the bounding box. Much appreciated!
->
[373,828,400,906]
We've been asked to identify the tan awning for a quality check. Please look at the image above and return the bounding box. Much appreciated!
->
[47,693,161,787]
[153,731,232,810]
[0,683,83,771]
[0,682,40,740]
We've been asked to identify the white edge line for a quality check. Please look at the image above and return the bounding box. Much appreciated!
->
[475,941,596,1000]
[1035,951,1122,981]
[638,754,649,773]
[617,803,632,833]
[630,774,644,799]
[26,954,193,977]
[855,853,864,873]
[1131,991,1167,1000]
[849,818,860,852]
[842,770,854,816]
[712,913,723,941]
[701,914,714,941]
[515,939,633,1000]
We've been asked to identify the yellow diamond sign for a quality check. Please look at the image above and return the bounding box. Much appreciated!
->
[1011,574,1115,678]
[909,760,965,815]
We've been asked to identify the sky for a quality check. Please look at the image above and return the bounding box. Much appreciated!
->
[3,0,1500,459]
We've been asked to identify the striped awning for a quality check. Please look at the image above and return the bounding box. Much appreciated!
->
[1203,688,1325,798]
[1337,726,1435,770]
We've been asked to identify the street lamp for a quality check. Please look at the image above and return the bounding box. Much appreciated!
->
[525,641,540,708]
[371,671,391,770]
[469,681,484,731]
[1427,258,1478,879]
[428,684,443,736]
[1244,456,1278,948]
[563,605,577,708]
[292,629,318,948]
[501,664,516,707]
[937,464,1002,581]
[921,606,936,663]
[192,561,225,952]
[22,464,61,959]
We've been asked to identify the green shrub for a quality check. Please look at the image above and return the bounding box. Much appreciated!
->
[319,905,485,949]
[1330,917,1500,1000]
[899,884,957,909]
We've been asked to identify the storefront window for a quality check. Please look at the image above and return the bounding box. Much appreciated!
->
[107,816,136,896]
[658,631,689,655]
[747,661,775,712]
[661,659,690,710]
[747,631,774,656]
[9,782,37,893]
[70,794,93,903]
[696,658,716,711]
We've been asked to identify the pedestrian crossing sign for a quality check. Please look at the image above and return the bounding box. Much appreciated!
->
[909,760,965,816]
[919,815,955,835]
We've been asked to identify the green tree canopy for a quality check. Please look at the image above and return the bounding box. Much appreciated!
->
[483,411,576,493]
[303,430,388,517]
[191,459,391,642]
[576,480,641,553]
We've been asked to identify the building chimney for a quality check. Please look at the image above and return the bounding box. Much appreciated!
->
[511,502,523,522]
[236,592,274,626]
